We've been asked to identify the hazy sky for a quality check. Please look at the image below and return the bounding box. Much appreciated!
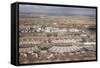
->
[19,4,96,17]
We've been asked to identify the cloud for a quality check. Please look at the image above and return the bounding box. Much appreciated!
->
[19,4,96,17]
